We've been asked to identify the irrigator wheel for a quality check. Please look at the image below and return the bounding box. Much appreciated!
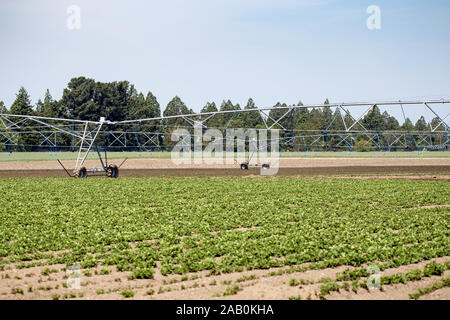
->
[240,163,249,170]
[107,164,119,178]
[75,167,87,178]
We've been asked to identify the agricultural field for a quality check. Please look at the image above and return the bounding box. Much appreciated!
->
[0,177,449,300]
[0,151,449,162]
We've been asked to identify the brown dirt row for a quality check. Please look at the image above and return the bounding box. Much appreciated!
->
[1,256,448,300]
[1,157,450,170]
[1,157,449,178]
[0,166,449,179]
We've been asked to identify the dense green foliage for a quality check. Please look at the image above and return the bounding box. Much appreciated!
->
[1,78,446,152]
[0,178,448,276]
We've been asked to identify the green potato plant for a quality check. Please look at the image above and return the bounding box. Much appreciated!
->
[0,178,448,278]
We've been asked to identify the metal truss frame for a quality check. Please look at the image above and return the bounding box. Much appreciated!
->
[1,99,449,176]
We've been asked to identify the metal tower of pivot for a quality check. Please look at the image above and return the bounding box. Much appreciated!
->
[0,114,127,178]
[1,98,449,176]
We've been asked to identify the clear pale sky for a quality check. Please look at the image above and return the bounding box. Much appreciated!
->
[1,0,449,122]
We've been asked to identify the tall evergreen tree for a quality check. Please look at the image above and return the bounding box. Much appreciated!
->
[241,98,264,128]
[62,77,132,122]
[382,111,400,130]
[217,99,241,127]
[162,96,193,149]
[362,105,385,131]
[146,91,161,119]
[415,116,428,131]
[163,96,192,126]
[402,117,414,131]
[322,99,333,130]
[126,86,144,119]
[10,87,33,115]
[62,77,98,121]
[127,88,160,120]
[144,91,162,146]
[430,116,444,131]
[0,100,7,113]
[35,99,43,115]
[200,102,221,128]
[38,89,62,118]
[10,87,38,149]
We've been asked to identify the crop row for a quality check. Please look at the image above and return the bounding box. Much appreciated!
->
[0,178,449,276]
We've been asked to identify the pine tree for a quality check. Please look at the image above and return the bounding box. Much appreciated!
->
[322,99,333,130]
[415,116,428,131]
[241,98,264,128]
[402,118,414,131]
[0,101,6,113]
[0,100,8,113]
[162,96,193,149]
[62,77,99,121]
[217,100,239,128]
[127,89,160,120]
[9,87,39,149]
[38,89,62,118]
[146,91,161,119]
[145,91,162,147]
[200,102,221,128]
[362,105,385,131]
[10,87,33,115]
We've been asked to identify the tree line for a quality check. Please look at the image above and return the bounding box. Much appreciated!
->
[0,77,446,152]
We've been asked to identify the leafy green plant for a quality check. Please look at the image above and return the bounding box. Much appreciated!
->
[128,268,154,280]
[83,270,92,277]
[223,285,241,296]
[0,178,448,283]
[423,261,444,277]
[319,282,341,298]
[41,268,57,276]
[406,269,422,281]
[121,290,135,298]
[289,279,300,286]
[11,288,24,295]
[236,274,256,282]
[409,278,450,299]
[100,268,111,275]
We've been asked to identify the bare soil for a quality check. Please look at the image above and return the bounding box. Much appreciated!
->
[1,157,450,170]
[0,158,450,180]
[0,157,449,180]
[0,167,448,179]
[1,254,448,300]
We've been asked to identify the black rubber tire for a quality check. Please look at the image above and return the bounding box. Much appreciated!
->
[107,164,119,178]
[76,167,87,178]
[240,163,249,170]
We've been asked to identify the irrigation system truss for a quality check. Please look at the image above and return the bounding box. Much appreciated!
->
[1,99,449,176]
